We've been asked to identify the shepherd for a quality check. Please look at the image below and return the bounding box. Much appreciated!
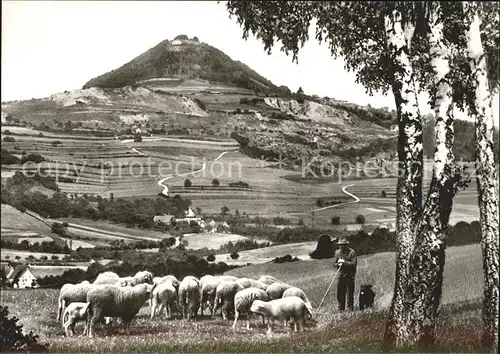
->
[334,236,357,311]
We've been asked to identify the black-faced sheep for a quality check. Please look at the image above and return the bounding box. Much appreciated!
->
[232,287,269,330]
[62,302,89,337]
[150,280,177,320]
[213,280,244,321]
[178,276,200,320]
[236,278,268,291]
[57,280,91,321]
[359,284,375,310]
[266,282,293,300]
[250,296,312,334]
[199,275,221,316]
[85,283,153,338]
[257,275,280,285]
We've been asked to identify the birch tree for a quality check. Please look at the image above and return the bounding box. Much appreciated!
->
[462,2,499,348]
[223,0,498,349]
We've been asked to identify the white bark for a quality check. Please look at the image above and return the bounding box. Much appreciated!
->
[383,8,423,347]
[464,2,500,348]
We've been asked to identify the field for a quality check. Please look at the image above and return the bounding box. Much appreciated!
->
[0,244,489,352]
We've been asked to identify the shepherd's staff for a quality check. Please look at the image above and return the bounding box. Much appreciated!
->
[315,263,342,316]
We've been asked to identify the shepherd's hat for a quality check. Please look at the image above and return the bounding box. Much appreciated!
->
[337,236,350,245]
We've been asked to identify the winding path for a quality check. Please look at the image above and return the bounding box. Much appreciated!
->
[312,183,361,212]
[156,151,228,196]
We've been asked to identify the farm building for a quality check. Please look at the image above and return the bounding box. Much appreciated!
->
[6,265,88,289]
[153,214,175,225]
[1,260,14,277]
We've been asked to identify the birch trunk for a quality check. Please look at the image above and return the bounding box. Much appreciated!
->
[383,7,423,348]
[403,3,460,347]
[464,2,500,349]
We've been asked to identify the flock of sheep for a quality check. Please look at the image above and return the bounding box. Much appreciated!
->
[58,270,314,338]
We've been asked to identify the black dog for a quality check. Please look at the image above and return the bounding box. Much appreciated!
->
[359,284,375,310]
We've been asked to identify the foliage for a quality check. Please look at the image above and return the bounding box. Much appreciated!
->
[212,178,220,187]
[355,214,366,225]
[20,153,45,164]
[1,149,20,165]
[0,306,48,352]
[230,252,240,260]
[271,254,300,263]
[206,254,216,262]
[0,239,71,255]
[219,239,270,254]
[3,136,16,143]
[51,222,67,236]
[221,206,230,215]
[331,216,340,225]
[309,234,336,259]
[184,179,192,188]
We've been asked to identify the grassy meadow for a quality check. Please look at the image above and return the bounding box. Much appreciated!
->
[0,243,490,352]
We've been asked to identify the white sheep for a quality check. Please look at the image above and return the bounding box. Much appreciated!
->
[85,283,153,338]
[282,287,313,318]
[213,280,244,321]
[257,275,281,285]
[250,296,312,334]
[57,280,91,321]
[266,282,293,300]
[148,275,180,309]
[199,275,221,316]
[178,276,200,320]
[236,278,268,291]
[92,271,120,285]
[217,275,238,282]
[150,280,177,320]
[232,287,269,330]
[62,302,89,337]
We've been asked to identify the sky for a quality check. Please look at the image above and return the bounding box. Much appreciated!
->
[2,1,499,126]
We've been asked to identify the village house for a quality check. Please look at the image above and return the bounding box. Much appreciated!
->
[6,265,86,289]
[153,214,175,225]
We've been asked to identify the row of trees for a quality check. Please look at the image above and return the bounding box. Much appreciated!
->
[225,1,499,348]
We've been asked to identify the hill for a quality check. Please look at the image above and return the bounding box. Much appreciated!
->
[83,35,283,94]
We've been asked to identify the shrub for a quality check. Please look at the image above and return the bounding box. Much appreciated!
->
[355,214,366,224]
[331,216,340,225]
[309,234,336,259]
[381,190,387,198]
[212,178,220,187]
[3,136,15,142]
[0,306,48,352]
[51,222,66,236]
[20,153,45,164]
[207,254,216,262]
[221,206,230,215]
[51,140,62,147]
[184,179,192,188]
[298,218,304,226]
[230,252,240,259]
[62,222,69,227]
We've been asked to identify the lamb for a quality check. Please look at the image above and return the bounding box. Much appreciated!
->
[178,276,200,320]
[199,275,221,316]
[62,302,89,337]
[266,282,293,300]
[282,287,313,319]
[250,296,312,334]
[236,278,268,291]
[150,280,177,320]
[257,275,281,285]
[213,280,244,321]
[232,287,269,330]
[85,283,153,338]
[57,280,91,321]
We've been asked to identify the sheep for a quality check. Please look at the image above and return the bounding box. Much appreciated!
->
[148,275,180,309]
[93,271,120,285]
[217,275,238,282]
[178,276,200,320]
[232,287,269,330]
[150,280,177,320]
[57,280,91,321]
[85,283,153,338]
[236,278,268,291]
[62,302,89,337]
[213,280,244,321]
[282,287,314,327]
[257,275,281,285]
[266,282,293,300]
[199,275,221,316]
[114,271,154,287]
[250,296,312,334]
